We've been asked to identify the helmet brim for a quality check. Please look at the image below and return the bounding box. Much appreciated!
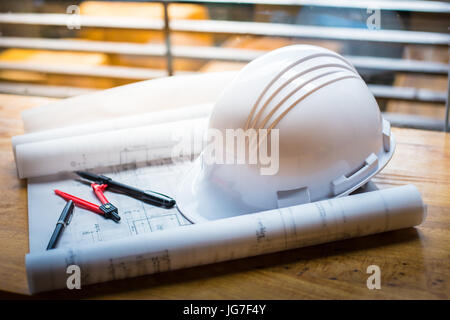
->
[176,130,396,223]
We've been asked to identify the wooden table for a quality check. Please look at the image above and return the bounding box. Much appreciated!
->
[0,93,448,299]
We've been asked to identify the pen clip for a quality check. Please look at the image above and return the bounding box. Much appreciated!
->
[67,211,74,226]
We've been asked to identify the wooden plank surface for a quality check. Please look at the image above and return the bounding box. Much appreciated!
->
[0,93,448,299]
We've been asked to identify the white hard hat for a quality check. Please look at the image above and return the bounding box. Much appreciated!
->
[176,45,395,222]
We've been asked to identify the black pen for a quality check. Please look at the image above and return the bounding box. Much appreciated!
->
[46,200,75,250]
[75,171,176,209]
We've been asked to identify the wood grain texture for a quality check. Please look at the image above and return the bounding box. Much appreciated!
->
[0,93,448,299]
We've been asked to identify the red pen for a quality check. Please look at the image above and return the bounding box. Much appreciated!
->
[54,183,120,222]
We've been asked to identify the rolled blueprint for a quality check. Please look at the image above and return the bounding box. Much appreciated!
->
[21,71,237,132]
[16,117,208,179]
[26,184,426,294]
[12,103,213,156]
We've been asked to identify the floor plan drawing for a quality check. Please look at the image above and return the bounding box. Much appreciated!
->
[27,158,193,252]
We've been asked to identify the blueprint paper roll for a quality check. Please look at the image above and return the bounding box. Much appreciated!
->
[26,185,426,294]
[15,117,208,179]
[12,103,213,155]
[21,71,237,132]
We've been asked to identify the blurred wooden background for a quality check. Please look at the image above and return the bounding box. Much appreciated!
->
[0,1,448,129]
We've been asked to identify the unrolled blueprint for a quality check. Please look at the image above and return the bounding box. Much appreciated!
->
[27,158,194,253]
